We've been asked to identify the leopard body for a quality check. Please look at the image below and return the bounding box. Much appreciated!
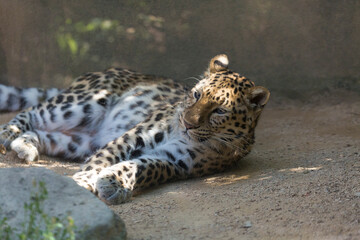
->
[0,55,270,204]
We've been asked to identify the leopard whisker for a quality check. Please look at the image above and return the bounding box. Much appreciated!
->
[212,136,246,153]
[184,76,202,83]
[212,133,253,156]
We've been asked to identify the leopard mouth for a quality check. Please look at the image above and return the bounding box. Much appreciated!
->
[179,115,209,142]
[179,115,195,139]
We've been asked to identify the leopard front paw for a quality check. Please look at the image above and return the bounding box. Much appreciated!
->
[10,132,39,163]
[0,123,22,149]
[96,169,132,205]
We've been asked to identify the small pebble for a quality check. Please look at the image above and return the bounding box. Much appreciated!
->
[243,221,252,228]
[354,192,360,197]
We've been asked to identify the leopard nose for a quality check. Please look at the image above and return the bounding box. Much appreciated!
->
[183,120,199,130]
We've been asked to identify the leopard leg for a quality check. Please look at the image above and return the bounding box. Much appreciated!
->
[95,158,186,204]
[0,91,106,163]
[7,128,96,163]
[72,169,99,193]
[35,130,96,160]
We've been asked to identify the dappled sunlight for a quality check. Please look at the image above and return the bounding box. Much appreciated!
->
[32,162,79,170]
[0,162,15,168]
[204,174,250,186]
[92,89,111,100]
[8,124,21,133]
[0,149,80,177]
[167,191,185,195]
[278,166,323,173]
[257,175,273,181]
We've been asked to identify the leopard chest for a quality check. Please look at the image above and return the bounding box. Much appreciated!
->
[95,84,183,147]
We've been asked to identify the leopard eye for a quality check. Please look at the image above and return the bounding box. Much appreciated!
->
[193,90,201,101]
[213,108,227,114]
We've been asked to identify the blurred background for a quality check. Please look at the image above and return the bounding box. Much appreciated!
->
[0,0,359,99]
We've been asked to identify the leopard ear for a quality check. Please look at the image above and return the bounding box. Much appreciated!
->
[208,54,229,73]
[246,86,270,109]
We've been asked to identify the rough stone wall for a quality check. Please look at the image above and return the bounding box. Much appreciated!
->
[0,0,359,95]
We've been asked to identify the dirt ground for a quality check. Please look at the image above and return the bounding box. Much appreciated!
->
[1,91,359,240]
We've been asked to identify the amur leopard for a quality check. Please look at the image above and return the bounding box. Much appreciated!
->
[0,55,270,204]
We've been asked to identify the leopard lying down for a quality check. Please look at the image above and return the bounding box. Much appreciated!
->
[0,55,270,204]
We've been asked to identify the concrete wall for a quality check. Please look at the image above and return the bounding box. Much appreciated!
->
[0,0,359,96]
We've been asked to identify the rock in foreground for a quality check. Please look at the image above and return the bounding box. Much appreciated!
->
[0,167,126,240]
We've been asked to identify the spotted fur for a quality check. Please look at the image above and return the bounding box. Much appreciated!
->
[0,55,269,204]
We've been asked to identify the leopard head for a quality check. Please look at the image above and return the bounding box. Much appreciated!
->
[180,54,270,158]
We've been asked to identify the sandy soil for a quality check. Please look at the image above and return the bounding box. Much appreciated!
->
[1,91,359,240]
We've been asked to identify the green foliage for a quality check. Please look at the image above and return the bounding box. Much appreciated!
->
[0,181,77,240]
[52,11,170,77]
[0,217,13,240]
[56,15,165,61]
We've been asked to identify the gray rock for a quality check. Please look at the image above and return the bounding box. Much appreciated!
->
[0,167,126,240]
